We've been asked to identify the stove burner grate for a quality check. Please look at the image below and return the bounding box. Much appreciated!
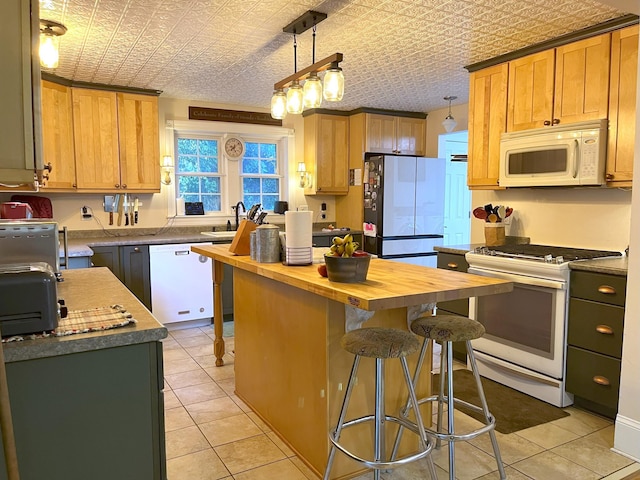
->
[476,244,622,262]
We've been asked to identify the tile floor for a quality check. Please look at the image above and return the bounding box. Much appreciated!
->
[162,324,640,480]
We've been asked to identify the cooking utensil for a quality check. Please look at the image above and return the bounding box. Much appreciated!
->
[505,207,513,218]
[484,204,493,216]
[497,205,506,221]
[125,194,130,226]
[108,196,114,225]
[247,204,261,222]
[116,194,124,226]
[487,213,498,223]
[134,197,139,224]
[256,211,268,225]
[473,207,487,220]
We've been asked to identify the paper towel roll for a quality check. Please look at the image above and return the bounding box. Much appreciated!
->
[176,197,185,215]
[285,211,313,248]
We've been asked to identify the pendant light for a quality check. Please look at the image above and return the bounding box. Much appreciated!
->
[442,95,457,133]
[286,34,304,115]
[323,63,344,101]
[39,20,67,69]
[270,89,288,119]
[303,25,323,109]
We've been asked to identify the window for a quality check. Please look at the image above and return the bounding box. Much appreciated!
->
[241,142,280,211]
[176,137,222,212]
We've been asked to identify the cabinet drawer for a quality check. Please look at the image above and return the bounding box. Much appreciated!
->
[566,346,620,411]
[568,298,624,358]
[570,271,626,306]
[437,253,469,272]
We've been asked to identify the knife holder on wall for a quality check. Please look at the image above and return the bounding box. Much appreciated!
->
[228,220,257,255]
[484,223,505,246]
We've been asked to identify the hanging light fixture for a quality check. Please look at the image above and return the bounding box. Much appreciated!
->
[442,95,458,133]
[270,89,288,120]
[270,10,344,119]
[39,19,67,69]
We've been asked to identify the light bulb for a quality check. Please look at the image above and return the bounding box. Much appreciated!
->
[40,33,59,68]
[270,90,288,119]
[286,81,304,114]
[303,72,323,109]
[323,66,344,102]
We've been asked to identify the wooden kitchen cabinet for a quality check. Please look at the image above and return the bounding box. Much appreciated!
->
[40,80,77,190]
[507,33,611,131]
[365,113,425,156]
[467,63,508,189]
[566,270,627,419]
[73,88,160,192]
[607,25,638,188]
[303,112,350,195]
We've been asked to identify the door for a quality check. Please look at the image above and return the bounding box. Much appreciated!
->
[439,132,470,245]
[382,156,417,236]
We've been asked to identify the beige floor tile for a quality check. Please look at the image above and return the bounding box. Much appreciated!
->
[214,434,287,474]
[194,354,221,368]
[171,328,207,339]
[167,449,230,480]
[178,334,215,349]
[431,442,501,480]
[469,429,544,464]
[164,390,181,409]
[289,456,321,480]
[230,394,253,413]
[204,363,236,381]
[512,450,600,480]
[174,381,227,405]
[199,413,263,447]
[550,406,613,437]
[163,347,190,361]
[165,368,215,390]
[215,377,237,395]
[186,343,218,358]
[267,431,296,457]
[184,396,244,425]
[165,406,196,432]
[382,455,442,479]
[247,411,272,433]
[161,338,182,350]
[551,426,634,476]
[165,425,211,460]
[233,458,309,480]
[164,356,202,375]
[515,421,581,449]
[473,465,534,479]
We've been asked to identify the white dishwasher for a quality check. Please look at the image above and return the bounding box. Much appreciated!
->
[149,243,213,325]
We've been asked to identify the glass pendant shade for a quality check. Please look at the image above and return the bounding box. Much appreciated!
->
[40,33,59,68]
[323,66,344,102]
[442,115,457,133]
[270,90,288,119]
[303,73,323,109]
[286,81,304,114]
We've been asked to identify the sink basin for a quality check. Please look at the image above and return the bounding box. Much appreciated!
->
[200,231,237,240]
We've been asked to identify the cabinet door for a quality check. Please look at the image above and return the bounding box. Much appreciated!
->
[554,33,610,125]
[91,246,123,281]
[41,80,76,189]
[507,50,555,131]
[396,117,425,156]
[121,245,152,310]
[365,114,397,154]
[607,25,637,187]
[72,89,121,190]
[117,93,160,191]
[468,63,508,189]
[304,114,349,194]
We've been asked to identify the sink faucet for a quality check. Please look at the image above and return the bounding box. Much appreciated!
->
[233,201,246,230]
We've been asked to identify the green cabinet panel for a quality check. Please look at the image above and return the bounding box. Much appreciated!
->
[2,342,166,480]
[436,251,470,361]
[570,270,626,306]
[312,233,363,248]
[91,245,123,280]
[568,298,624,358]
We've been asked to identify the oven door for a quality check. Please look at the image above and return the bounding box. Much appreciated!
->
[468,266,568,379]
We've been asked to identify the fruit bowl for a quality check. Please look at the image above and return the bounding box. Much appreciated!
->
[324,253,371,283]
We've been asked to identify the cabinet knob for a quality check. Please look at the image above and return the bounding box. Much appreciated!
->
[133,247,140,252]
[122,184,127,189]
[552,118,560,125]
[595,325,614,335]
[115,184,120,188]
[544,120,551,126]
[597,285,616,295]
[72,183,77,188]
[44,162,53,172]
[605,173,614,181]
[592,375,610,386]
[447,262,459,269]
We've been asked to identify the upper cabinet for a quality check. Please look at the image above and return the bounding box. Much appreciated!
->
[1,0,43,189]
[507,34,611,131]
[607,25,638,188]
[468,63,508,189]
[365,113,425,156]
[73,89,160,192]
[41,80,77,190]
[303,113,350,195]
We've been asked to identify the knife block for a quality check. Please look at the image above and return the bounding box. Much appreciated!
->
[228,220,257,255]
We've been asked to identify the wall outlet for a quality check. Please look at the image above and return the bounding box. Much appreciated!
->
[80,206,92,221]
[320,202,327,219]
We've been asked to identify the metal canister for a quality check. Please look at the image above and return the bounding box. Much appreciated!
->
[255,224,280,263]
[250,231,257,260]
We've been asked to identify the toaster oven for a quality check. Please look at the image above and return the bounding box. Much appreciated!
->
[0,220,60,276]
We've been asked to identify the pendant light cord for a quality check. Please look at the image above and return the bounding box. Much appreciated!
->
[312,24,316,64]
[293,33,297,73]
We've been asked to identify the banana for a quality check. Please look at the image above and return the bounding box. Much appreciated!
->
[344,241,355,257]
[332,236,345,245]
[343,234,353,244]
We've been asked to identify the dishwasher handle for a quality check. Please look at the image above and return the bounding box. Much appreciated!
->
[174,250,191,256]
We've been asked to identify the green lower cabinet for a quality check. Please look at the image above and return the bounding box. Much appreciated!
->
[436,251,470,362]
[1,342,166,480]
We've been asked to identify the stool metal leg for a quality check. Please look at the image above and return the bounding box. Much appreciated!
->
[445,341,456,480]
[323,355,361,480]
[466,341,506,480]
[374,358,384,480]
[436,340,447,449]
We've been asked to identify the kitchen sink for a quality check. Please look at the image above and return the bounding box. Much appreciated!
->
[200,231,237,240]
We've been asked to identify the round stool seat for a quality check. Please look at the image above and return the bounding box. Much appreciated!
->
[411,315,485,343]
[341,327,419,359]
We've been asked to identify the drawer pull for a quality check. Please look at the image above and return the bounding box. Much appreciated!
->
[592,375,610,386]
[596,325,614,335]
[597,285,616,295]
[447,262,459,269]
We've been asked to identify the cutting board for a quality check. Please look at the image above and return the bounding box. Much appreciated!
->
[228,220,257,256]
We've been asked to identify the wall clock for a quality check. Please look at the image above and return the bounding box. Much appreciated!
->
[223,136,246,160]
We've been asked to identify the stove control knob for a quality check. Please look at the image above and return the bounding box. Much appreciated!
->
[556,256,564,264]
[544,254,553,263]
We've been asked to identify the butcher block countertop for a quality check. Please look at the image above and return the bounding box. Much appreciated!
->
[191,244,513,311]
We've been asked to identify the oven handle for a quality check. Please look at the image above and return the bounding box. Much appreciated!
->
[467,267,566,290]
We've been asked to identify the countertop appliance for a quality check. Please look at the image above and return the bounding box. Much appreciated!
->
[363,155,445,267]
[0,202,33,219]
[465,244,622,407]
[499,119,607,187]
[149,243,214,326]
[0,262,63,336]
[0,220,61,276]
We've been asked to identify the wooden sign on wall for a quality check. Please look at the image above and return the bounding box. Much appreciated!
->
[188,107,282,126]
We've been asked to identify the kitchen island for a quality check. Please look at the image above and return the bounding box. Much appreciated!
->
[191,244,512,478]
[0,268,168,480]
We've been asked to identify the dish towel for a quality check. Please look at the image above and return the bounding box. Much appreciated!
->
[2,304,137,342]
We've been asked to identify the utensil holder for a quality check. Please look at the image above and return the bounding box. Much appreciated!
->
[484,223,505,246]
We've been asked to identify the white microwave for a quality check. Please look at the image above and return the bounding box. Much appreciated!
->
[499,119,607,187]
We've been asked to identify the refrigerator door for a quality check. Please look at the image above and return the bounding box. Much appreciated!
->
[381,237,442,256]
[415,157,446,235]
[382,156,417,236]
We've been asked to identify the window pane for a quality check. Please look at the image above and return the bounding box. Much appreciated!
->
[177,138,197,155]
[260,143,276,159]
[242,158,259,174]
[244,194,261,207]
[202,195,221,212]
[198,139,218,156]
[260,158,277,175]
[262,195,278,211]
[178,155,198,172]
[182,194,200,203]
[200,156,218,173]
[262,178,279,193]
[245,142,259,158]
[243,177,260,193]
[178,175,200,194]
[202,177,220,193]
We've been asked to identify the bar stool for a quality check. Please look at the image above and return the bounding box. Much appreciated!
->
[323,327,437,480]
[393,315,506,480]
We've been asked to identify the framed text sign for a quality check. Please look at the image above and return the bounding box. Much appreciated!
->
[188,107,283,126]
